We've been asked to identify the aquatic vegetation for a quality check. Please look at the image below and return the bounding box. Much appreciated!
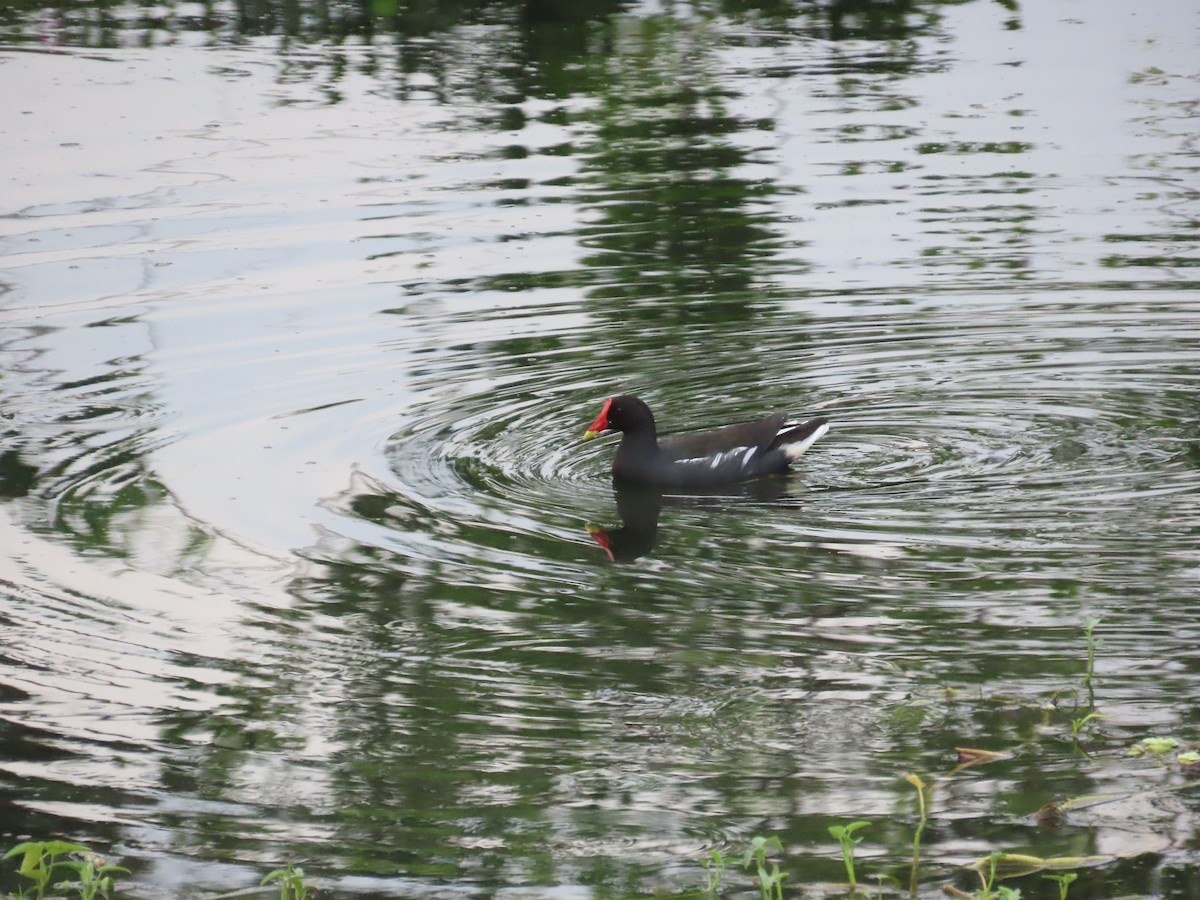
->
[973,851,1017,900]
[698,838,779,899]
[50,853,128,900]
[953,747,1010,770]
[2,842,318,900]
[827,821,870,889]
[1069,710,1106,739]
[2,841,128,900]
[955,852,1103,899]
[1129,736,1180,756]
[692,789,1101,900]
[1126,736,1200,773]
[261,863,310,900]
[903,772,929,892]
[1068,616,1104,740]
[741,836,785,900]
[1081,616,1101,688]
[1044,872,1077,900]
[701,847,732,895]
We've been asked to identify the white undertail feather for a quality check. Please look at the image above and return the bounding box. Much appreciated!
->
[782,421,830,462]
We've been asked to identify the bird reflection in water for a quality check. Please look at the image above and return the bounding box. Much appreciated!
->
[588,478,796,563]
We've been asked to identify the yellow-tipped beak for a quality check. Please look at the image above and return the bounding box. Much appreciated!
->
[584,398,612,441]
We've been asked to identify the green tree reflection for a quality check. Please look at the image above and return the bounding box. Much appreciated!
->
[576,15,798,324]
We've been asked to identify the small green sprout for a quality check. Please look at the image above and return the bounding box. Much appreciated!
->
[1070,711,1105,738]
[828,820,870,887]
[702,847,733,895]
[1081,616,1101,685]
[741,835,785,900]
[261,863,310,900]
[1044,871,1078,900]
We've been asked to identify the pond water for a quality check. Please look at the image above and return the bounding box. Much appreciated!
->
[2,0,1199,897]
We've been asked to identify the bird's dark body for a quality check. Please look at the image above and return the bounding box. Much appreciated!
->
[586,395,828,489]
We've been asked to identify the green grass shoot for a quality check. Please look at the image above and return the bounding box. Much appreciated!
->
[261,863,310,900]
[741,836,785,900]
[828,821,870,888]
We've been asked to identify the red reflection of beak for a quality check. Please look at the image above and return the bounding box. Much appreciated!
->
[589,528,615,562]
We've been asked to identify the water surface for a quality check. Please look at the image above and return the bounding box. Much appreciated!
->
[2,1,1199,897]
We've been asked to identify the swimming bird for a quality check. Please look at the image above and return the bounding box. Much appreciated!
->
[583,395,829,488]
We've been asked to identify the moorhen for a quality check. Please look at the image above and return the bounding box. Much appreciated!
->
[583,395,830,488]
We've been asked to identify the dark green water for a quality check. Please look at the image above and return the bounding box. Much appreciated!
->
[2,1,1199,897]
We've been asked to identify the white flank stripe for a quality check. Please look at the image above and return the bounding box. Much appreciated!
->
[675,446,755,469]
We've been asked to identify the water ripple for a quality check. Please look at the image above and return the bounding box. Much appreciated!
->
[338,291,1200,596]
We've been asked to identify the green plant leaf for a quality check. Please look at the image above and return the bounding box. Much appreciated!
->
[40,841,91,858]
[4,842,44,861]
[1138,737,1180,754]
[11,846,45,878]
[969,853,1107,880]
